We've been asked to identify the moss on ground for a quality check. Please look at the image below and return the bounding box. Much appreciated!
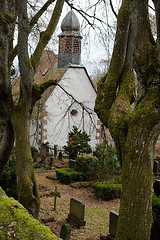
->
[0,187,61,240]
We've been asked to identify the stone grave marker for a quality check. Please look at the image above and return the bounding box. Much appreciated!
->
[53,186,60,211]
[69,159,75,168]
[33,152,38,163]
[106,211,119,240]
[41,154,46,163]
[153,160,159,176]
[60,224,71,240]
[67,197,86,227]
[153,179,160,197]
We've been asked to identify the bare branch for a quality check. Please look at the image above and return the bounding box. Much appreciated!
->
[109,0,117,18]
[31,0,64,71]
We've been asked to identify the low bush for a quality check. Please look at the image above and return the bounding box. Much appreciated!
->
[151,194,160,240]
[87,142,121,181]
[0,152,18,199]
[56,168,88,184]
[92,179,121,200]
[75,155,93,173]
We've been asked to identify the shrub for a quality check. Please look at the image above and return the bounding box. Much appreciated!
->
[0,152,18,199]
[75,155,93,173]
[31,146,38,156]
[92,179,121,200]
[63,126,92,159]
[56,168,88,184]
[151,194,160,240]
[87,142,121,181]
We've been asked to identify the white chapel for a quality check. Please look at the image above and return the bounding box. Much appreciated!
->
[30,9,106,151]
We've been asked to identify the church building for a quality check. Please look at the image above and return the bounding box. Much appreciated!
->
[30,9,107,151]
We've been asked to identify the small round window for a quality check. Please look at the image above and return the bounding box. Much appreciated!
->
[70,109,78,117]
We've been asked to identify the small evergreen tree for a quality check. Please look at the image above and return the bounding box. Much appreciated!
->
[63,126,92,159]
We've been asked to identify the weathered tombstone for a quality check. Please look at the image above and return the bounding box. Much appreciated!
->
[54,145,58,159]
[69,159,75,168]
[41,155,46,163]
[49,157,54,169]
[153,179,160,197]
[60,224,71,240]
[33,152,38,163]
[154,160,159,176]
[58,151,63,160]
[46,142,49,156]
[67,198,86,227]
[53,186,60,211]
[106,211,119,240]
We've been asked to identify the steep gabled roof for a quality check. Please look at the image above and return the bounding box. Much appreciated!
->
[12,50,96,104]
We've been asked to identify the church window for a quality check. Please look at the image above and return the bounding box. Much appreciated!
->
[70,109,78,116]
[73,39,80,53]
[42,68,49,76]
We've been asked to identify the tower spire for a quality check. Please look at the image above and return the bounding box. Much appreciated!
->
[58,9,82,68]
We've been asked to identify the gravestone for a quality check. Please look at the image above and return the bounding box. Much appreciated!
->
[54,145,58,159]
[41,155,46,163]
[153,179,160,197]
[33,152,38,163]
[69,159,75,168]
[49,157,54,169]
[106,211,119,240]
[53,186,60,211]
[67,198,86,227]
[153,160,159,176]
[60,224,71,240]
[58,151,63,160]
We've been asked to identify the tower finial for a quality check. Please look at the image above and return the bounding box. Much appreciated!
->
[70,3,73,9]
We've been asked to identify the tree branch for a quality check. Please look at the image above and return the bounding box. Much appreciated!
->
[30,0,56,28]
[31,0,64,71]
[109,0,117,18]
[32,79,58,107]
[11,0,56,62]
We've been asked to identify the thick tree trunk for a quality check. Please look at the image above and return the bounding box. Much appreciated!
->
[95,0,160,239]
[0,121,14,176]
[116,112,159,239]
[12,105,40,219]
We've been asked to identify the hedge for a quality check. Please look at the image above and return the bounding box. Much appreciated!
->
[92,180,121,200]
[151,194,160,240]
[56,168,88,184]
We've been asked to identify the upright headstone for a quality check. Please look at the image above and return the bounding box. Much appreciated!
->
[41,155,46,163]
[69,159,75,168]
[54,145,58,159]
[59,151,63,160]
[153,179,160,197]
[33,152,38,163]
[154,160,159,176]
[49,157,54,169]
[46,142,49,156]
[106,211,119,240]
[60,224,71,240]
[67,198,86,227]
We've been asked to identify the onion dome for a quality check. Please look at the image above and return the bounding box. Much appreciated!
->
[61,10,80,32]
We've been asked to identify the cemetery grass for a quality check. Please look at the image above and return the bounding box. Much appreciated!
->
[36,170,120,240]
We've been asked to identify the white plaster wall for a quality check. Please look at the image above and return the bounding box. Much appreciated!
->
[45,67,99,149]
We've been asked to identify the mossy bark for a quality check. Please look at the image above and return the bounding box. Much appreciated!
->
[95,0,160,239]
[0,187,61,239]
[12,105,40,219]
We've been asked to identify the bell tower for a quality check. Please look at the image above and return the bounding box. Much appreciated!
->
[58,10,82,68]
